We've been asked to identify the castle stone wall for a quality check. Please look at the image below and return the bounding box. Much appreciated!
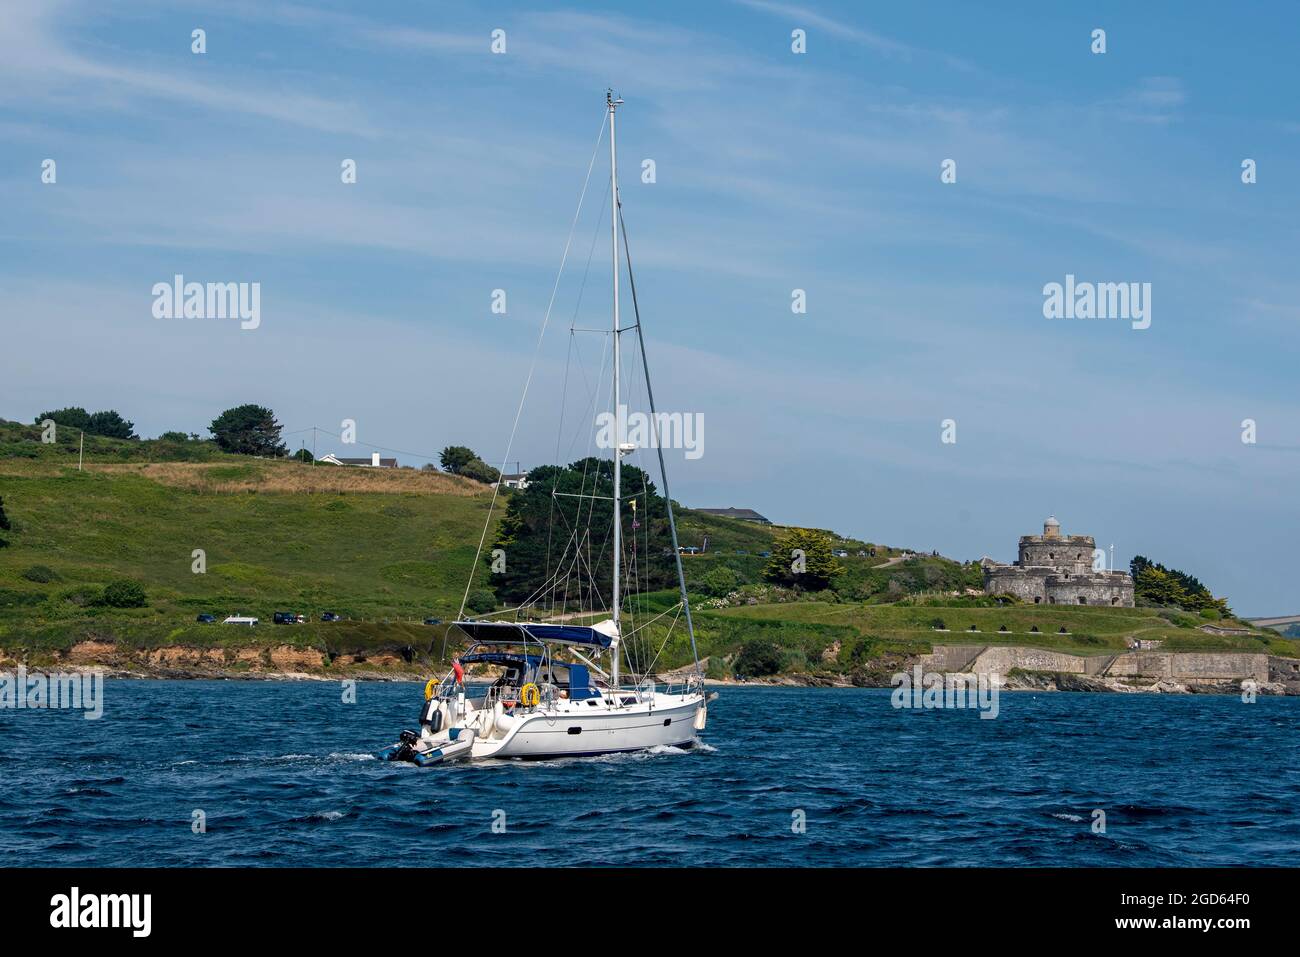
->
[984,567,1048,602]
[1043,572,1135,607]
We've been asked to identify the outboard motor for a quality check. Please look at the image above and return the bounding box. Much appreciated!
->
[390,729,421,763]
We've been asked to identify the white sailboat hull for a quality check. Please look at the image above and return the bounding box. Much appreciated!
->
[480,693,703,759]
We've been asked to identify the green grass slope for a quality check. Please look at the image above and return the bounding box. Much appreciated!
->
[2,417,1294,675]
[0,421,492,658]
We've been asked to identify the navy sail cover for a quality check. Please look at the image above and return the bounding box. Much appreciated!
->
[453,620,613,649]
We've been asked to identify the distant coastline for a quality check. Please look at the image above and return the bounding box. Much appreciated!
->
[12,646,1298,696]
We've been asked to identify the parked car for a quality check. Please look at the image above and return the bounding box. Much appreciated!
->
[423,617,442,626]
[196,614,216,623]
[320,612,339,622]
[223,616,258,627]
[272,611,300,624]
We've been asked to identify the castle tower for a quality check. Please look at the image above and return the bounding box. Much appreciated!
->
[1043,516,1060,540]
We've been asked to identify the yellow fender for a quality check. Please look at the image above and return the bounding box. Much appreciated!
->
[424,678,438,701]
[520,683,541,707]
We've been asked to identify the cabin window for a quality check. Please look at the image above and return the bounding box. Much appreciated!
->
[663,718,671,726]
[567,727,583,735]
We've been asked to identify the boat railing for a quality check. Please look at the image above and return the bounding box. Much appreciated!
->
[432,672,458,701]
[477,680,560,712]
[638,672,704,697]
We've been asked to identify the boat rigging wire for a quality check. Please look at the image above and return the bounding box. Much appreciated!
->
[618,201,702,673]
[450,108,609,656]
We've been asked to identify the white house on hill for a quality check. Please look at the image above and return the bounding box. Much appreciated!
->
[319,452,398,468]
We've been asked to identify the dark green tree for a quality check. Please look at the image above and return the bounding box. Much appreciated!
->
[85,410,137,439]
[734,639,783,677]
[36,407,136,439]
[36,407,91,431]
[101,579,147,608]
[489,457,675,605]
[439,446,478,474]
[0,494,10,548]
[293,448,314,463]
[699,566,739,598]
[459,457,500,484]
[465,588,497,615]
[209,404,287,457]
[764,527,843,590]
[1130,554,1230,615]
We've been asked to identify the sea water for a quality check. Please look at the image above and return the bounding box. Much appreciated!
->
[1,681,1296,866]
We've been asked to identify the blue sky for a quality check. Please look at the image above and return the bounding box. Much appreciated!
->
[1,1,1297,612]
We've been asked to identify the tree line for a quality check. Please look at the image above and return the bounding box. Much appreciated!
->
[34,404,506,482]
[1130,555,1231,616]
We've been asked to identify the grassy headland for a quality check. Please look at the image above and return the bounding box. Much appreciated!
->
[0,418,1294,681]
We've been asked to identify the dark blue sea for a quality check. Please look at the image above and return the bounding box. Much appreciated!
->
[2,681,1297,867]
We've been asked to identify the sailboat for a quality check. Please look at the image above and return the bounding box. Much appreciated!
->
[378,92,711,765]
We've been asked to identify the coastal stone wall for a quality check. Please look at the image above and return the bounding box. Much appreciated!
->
[970,646,1088,675]
[919,645,987,672]
[920,644,1274,686]
[1103,652,1268,683]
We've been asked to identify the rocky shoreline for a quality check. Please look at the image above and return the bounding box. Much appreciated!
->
[711,671,1296,695]
[5,643,1298,695]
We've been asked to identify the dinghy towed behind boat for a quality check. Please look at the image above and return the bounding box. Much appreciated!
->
[378,92,712,765]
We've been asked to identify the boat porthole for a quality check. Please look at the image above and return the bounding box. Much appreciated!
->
[663,718,671,726]
[567,727,582,735]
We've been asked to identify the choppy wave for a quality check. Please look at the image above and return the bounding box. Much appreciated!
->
[3,681,1298,866]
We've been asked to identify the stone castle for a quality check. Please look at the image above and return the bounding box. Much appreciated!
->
[982,517,1134,607]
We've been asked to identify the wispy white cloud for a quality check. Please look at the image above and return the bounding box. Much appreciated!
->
[1101,76,1187,125]
[0,0,375,134]
[733,0,976,71]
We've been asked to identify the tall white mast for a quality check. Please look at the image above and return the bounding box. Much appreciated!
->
[608,89,624,689]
